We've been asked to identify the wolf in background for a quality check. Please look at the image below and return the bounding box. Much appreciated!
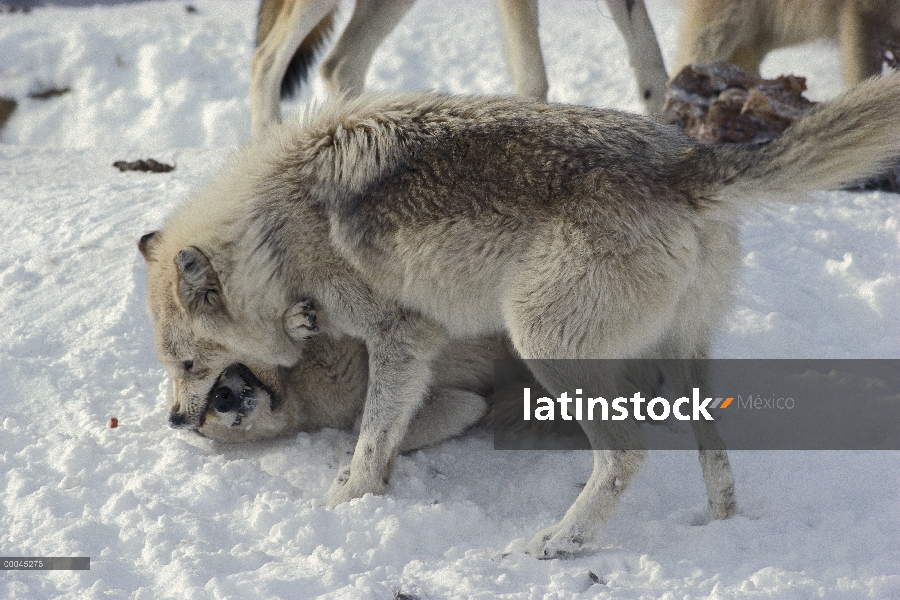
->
[250,0,669,133]
[677,0,900,86]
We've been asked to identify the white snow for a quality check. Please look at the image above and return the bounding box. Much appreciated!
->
[0,1,898,598]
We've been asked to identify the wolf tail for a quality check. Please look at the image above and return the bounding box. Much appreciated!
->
[256,0,335,100]
[688,71,900,205]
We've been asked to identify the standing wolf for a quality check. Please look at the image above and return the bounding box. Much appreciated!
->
[678,0,900,86]
[141,73,900,557]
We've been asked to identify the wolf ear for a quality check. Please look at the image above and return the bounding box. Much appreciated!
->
[174,247,223,313]
[138,231,162,262]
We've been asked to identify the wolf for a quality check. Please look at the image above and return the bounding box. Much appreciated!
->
[677,0,900,86]
[182,331,507,451]
[141,72,900,557]
[250,0,668,134]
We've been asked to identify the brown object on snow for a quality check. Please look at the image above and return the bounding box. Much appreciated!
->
[28,86,71,100]
[109,417,118,428]
[0,97,15,135]
[663,61,816,145]
[112,159,175,173]
[664,60,900,191]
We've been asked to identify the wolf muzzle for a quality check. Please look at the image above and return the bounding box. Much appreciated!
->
[211,367,247,414]
[168,363,282,430]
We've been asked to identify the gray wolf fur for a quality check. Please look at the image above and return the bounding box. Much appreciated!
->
[678,0,900,86]
[141,73,900,557]
[250,0,668,133]
[186,332,505,452]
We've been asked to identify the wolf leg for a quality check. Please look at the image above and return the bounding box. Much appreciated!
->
[526,447,647,558]
[494,0,549,100]
[654,235,738,521]
[327,311,446,506]
[331,387,487,496]
[604,0,668,114]
[838,3,886,86]
[675,0,758,74]
[516,359,649,558]
[659,357,737,521]
[504,236,689,557]
[397,388,489,453]
[251,0,338,134]
[319,0,417,97]
[693,423,736,520]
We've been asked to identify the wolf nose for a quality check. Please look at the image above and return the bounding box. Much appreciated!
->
[168,412,189,428]
[213,386,239,413]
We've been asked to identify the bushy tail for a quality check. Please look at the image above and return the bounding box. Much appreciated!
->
[256,0,335,100]
[701,71,900,203]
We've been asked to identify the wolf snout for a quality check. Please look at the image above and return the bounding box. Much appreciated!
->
[209,365,249,414]
[212,385,240,413]
[168,411,190,428]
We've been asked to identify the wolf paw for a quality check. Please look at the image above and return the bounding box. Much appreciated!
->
[329,465,352,490]
[326,467,388,507]
[524,522,588,559]
[709,496,737,521]
[284,299,319,340]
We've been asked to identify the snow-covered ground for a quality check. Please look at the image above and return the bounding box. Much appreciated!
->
[1,1,898,598]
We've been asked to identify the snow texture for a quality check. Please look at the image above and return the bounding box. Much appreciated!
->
[0,0,898,598]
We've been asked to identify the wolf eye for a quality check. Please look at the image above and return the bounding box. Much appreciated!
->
[183,360,194,372]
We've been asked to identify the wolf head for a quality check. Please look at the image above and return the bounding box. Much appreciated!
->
[164,333,371,443]
[173,362,296,442]
[139,229,299,430]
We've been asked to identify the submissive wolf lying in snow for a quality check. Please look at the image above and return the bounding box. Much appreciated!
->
[250,0,669,134]
[178,331,507,449]
[141,73,900,557]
